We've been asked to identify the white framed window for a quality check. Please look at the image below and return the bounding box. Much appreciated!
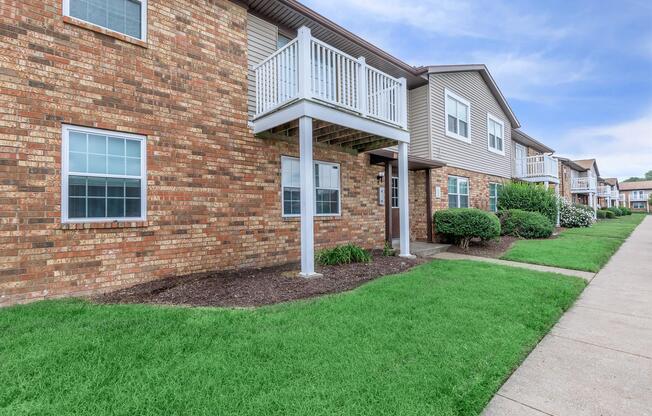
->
[391,177,399,208]
[448,175,469,208]
[632,202,646,209]
[63,0,148,41]
[444,88,471,143]
[61,125,147,223]
[489,182,503,212]
[281,156,341,217]
[487,114,505,155]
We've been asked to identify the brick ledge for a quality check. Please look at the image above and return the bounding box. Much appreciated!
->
[61,221,149,230]
[63,16,148,48]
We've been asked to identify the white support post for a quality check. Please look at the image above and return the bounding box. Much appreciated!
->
[398,142,413,258]
[297,26,312,100]
[298,116,319,277]
[357,56,367,116]
[591,192,597,219]
[555,183,560,227]
[398,77,407,130]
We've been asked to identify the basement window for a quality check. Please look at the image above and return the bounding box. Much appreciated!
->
[281,156,341,217]
[64,0,147,41]
[62,125,147,223]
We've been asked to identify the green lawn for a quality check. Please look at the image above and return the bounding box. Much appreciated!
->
[0,260,584,416]
[502,214,645,272]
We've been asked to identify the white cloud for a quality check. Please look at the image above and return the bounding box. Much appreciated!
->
[558,110,652,179]
[473,52,593,103]
[305,0,571,41]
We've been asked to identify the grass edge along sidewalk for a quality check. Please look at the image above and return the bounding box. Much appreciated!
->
[501,214,646,273]
[0,260,585,416]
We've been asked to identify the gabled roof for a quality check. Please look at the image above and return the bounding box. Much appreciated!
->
[512,129,554,153]
[603,178,618,187]
[423,64,520,129]
[620,180,652,191]
[573,159,600,177]
[557,157,588,172]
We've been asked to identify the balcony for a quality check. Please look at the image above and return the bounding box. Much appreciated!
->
[252,27,409,150]
[571,176,597,193]
[597,185,611,197]
[514,155,559,183]
[610,190,619,199]
[630,193,649,202]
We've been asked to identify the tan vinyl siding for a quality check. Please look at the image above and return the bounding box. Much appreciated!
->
[428,72,512,178]
[247,14,278,118]
[408,85,430,158]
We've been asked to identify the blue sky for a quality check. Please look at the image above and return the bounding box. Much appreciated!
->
[303,0,652,180]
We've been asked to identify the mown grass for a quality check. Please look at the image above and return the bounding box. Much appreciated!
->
[502,214,645,272]
[0,260,585,416]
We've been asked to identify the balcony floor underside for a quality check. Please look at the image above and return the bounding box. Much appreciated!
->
[255,118,398,153]
[520,176,560,184]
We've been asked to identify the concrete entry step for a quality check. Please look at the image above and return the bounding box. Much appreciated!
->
[392,240,451,258]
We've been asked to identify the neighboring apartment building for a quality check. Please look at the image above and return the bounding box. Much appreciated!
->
[0,0,429,305]
[619,181,652,212]
[511,129,558,187]
[597,178,620,209]
[557,158,599,215]
[405,65,521,239]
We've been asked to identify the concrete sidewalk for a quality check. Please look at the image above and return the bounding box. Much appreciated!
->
[433,252,595,281]
[482,215,652,416]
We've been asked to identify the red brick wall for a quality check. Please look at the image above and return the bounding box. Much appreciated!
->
[0,0,384,306]
[408,166,507,240]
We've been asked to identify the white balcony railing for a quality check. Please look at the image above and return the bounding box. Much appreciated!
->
[571,176,597,192]
[514,155,558,181]
[597,185,611,197]
[254,27,407,130]
[630,193,649,202]
[610,190,619,199]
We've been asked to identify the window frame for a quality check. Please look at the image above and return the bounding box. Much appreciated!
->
[444,88,472,144]
[61,124,147,223]
[280,156,341,218]
[486,113,505,156]
[62,0,148,42]
[448,175,470,208]
[489,182,503,212]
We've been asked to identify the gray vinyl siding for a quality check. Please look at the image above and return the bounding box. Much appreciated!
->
[247,14,278,119]
[407,85,430,159]
[428,72,512,178]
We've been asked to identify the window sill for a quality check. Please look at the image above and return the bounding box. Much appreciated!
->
[61,220,149,230]
[445,131,471,144]
[283,215,342,221]
[63,16,148,48]
[488,147,505,156]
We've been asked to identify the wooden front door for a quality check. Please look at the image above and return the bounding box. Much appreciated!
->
[391,176,400,238]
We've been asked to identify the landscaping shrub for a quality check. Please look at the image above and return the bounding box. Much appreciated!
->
[434,208,500,250]
[607,207,623,217]
[499,209,554,238]
[316,243,371,266]
[497,182,558,225]
[596,209,608,219]
[605,210,616,219]
[559,198,594,228]
[620,207,632,215]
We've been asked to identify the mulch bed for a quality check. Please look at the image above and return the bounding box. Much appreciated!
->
[93,252,424,308]
[447,236,520,258]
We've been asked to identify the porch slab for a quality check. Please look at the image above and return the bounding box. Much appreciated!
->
[392,240,450,258]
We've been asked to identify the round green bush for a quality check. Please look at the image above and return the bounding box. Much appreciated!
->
[434,208,500,250]
[605,210,616,219]
[620,207,632,215]
[596,209,608,219]
[497,182,558,225]
[607,207,623,216]
[499,209,554,238]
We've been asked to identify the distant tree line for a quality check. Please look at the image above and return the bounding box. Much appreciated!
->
[623,170,652,182]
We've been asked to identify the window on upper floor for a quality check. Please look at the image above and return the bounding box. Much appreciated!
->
[277,33,292,49]
[64,0,147,41]
[448,176,469,208]
[281,157,341,217]
[487,114,505,155]
[62,125,147,223]
[489,183,503,212]
[445,89,471,143]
